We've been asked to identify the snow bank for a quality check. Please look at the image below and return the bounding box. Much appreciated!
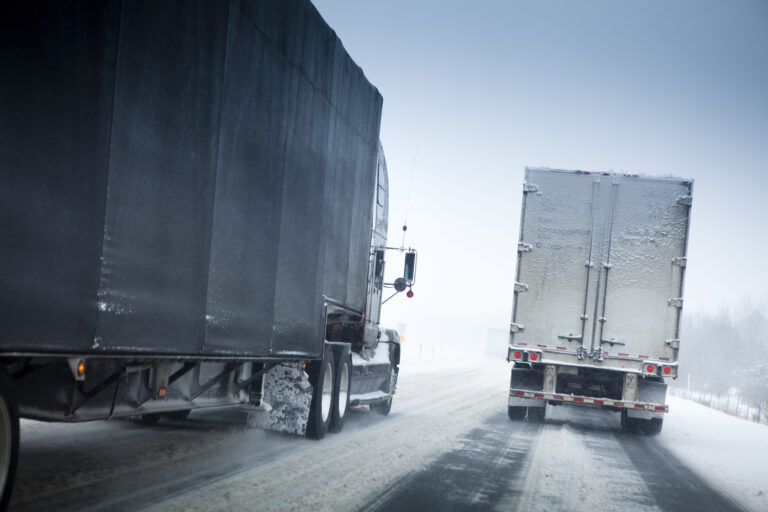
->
[661,396,768,512]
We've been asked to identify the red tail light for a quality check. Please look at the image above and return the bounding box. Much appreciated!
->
[663,366,672,375]
[529,353,539,361]
[513,351,522,360]
[646,364,656,373]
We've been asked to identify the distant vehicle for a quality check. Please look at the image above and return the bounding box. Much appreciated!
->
[0,1,415,508]
[507,167,693,434]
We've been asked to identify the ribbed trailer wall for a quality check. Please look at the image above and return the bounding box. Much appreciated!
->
[0,0,382,358]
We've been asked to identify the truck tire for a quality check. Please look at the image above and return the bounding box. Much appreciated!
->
[620,410,636,432]
[0,371,19,512]
[164,409,191,421]
[330,352,351,433]
[620,411,662,434]
[306,349,335,440]
[139,414,161,425]
[508,406,526,420]
[371,397,392,415]
[528,406,546,422]
[641,417,663,435]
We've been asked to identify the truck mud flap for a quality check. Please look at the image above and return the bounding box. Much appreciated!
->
[248,363,312,436]
[508,367,544,408]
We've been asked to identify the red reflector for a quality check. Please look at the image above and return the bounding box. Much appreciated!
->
[513,351,522,360]
[614,402,624,407]
[537,344,547,348]
[618,352,629,357]
[663,366,672,375]
[594,400,604,405]
[639,355,649,359]
[533,393,544,398]
[634,404,645,409]
[529,353,539,361]
[574,397,584,403]
[646,364,655,373]
[554,395,564,400]
[655,406,666,411]
[556,346,567,351]
[514,391,525,397]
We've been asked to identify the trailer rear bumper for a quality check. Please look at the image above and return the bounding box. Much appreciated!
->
[509,389,668,413]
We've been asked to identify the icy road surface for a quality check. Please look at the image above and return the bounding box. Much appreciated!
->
[8,360,767,512]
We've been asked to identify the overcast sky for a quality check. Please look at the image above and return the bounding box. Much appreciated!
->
[313,0,768,351]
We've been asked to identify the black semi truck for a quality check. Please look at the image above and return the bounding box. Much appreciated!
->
[0,1,416,508]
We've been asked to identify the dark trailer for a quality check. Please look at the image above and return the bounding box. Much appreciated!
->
[0,1,412,508]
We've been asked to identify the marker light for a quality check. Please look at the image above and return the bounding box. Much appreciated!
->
[77,360,85,377]
[407,289,414,298]
[529,353,539,361]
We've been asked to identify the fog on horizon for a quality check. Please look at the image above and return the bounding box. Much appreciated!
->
[313,0,768,354]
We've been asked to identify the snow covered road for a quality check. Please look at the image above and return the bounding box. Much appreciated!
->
[8,360,766,511]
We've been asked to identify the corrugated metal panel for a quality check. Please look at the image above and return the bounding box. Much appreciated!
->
[512,168,691,365]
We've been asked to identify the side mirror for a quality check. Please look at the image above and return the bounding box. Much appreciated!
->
[403,251,416,285]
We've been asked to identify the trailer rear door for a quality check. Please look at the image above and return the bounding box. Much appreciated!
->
[512,168,691,366]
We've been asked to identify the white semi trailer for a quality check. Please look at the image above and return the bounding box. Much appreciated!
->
[507,167,693,434]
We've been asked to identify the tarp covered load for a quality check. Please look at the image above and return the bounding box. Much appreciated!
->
[0,0,382,358]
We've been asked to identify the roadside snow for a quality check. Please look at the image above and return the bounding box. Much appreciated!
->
[660,395,768,512]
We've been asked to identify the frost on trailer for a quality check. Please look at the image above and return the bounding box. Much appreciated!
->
[507,167,693,434]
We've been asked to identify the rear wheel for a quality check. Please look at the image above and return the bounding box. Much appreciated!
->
[0,371,19,512]
[508,406,526,420]
[371,397,392,415]
[621,411,662,434]
[306,349,335,439]
[641,417,663,435]
[528,406,546,422]
[139,414,161,425]
[164,409,191,421]
[330,353,351,433]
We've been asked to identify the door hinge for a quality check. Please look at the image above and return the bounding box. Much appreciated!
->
[665,339,680,349]
[676,195,693,206]
[523,182,539,194]
[514,282,529,293]
[671,257,687,267]
[667,298,684,308]
[518,242,533,253]
[558,333,582,342]
[510,323,525,333]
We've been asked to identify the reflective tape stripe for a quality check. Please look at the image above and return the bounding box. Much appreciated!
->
[508,389,668,412]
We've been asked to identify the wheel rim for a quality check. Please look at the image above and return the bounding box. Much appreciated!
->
[338,361,349,418]
[321,361,333,423]
[0,396,11,494]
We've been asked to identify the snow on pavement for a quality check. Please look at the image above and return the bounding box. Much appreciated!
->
[660,395,768,512]
[141,359,510,512]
